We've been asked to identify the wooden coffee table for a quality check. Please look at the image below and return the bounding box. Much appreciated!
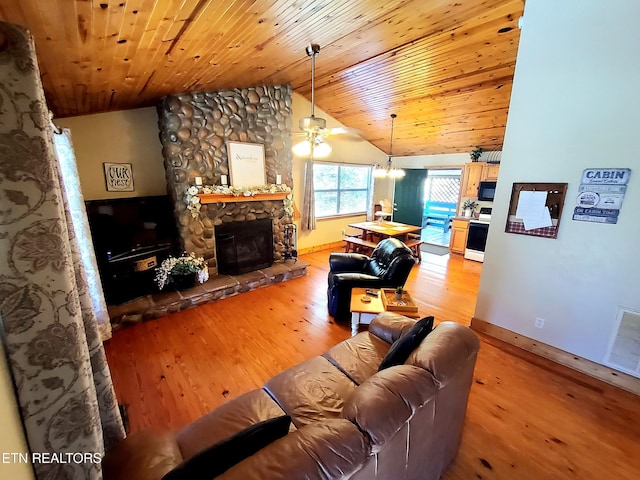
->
[349,288,420,336]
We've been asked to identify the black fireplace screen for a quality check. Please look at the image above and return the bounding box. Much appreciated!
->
[214,218,274,275]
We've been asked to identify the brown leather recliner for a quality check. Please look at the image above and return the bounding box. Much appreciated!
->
[103,313,480,480]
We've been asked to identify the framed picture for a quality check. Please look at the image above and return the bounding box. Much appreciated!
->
[103,162,134,192]
[504,182,567,239]
[227,141,266,187]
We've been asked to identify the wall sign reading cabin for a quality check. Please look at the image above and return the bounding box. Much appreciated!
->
[103,162,134,192]
[573,168,631,224]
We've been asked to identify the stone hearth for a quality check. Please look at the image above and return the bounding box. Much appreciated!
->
[108,259,308,329]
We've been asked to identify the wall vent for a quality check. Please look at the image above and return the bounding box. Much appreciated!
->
[605,307,640,378]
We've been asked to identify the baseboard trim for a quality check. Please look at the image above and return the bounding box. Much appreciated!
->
[470,317,640,396]
[298,241,344,255]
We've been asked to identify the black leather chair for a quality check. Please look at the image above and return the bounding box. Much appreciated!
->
[327,238,415,322]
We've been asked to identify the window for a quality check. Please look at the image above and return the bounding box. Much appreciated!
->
[314,163,371,218]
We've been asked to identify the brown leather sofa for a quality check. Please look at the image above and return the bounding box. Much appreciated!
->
[103,312,480,480]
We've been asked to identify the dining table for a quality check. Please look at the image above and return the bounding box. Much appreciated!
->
[348,220,422,243]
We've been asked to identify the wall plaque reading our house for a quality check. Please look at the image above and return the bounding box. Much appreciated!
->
[104,162,134,192]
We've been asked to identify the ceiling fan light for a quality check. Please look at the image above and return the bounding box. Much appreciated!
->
[292,140,312,157]
[378,113,405,178]
[313,139,332,158]
[388,168,406,178]
[373,165,388,177]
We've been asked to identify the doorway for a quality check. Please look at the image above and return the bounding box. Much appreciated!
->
[421,169,462,247]
[392,169,428,226]
[392,168,462,249]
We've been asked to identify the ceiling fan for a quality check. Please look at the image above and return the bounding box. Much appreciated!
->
[292,44,359,158]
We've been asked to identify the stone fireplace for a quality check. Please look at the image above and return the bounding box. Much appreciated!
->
[157,85,293,275]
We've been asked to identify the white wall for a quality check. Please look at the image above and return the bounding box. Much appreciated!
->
[291,92,388,249]
[476,0,640,367]
[58,108,167,200]
[0,342,34,479]
[393,153,468,169]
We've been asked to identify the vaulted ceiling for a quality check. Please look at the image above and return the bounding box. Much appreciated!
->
[0,0,524,156]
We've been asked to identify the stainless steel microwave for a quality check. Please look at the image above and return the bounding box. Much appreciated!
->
[478,181,496,201]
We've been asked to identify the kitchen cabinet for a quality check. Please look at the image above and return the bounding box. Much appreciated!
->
[482,163,500,181]
[462,162,501,197]
[450,218,470,254]
[462,163,484,197]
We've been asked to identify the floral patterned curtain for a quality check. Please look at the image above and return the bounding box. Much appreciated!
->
[0,22,124,479]
[53,128,112,341]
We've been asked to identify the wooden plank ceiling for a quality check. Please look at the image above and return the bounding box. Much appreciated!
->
[0,0,524,156]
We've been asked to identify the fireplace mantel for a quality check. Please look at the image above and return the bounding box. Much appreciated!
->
[197,192,288,204]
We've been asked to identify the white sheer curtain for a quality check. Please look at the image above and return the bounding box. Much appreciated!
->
[52,128,112,341]
[367,165,376,221]
[300,157,316,231]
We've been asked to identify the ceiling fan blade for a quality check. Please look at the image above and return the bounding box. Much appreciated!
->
[327,134,364,143]
[291,127,362,140]
[325,126,362,137]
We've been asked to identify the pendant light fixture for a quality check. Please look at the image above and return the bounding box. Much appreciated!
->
[373,113,405,178]
[292,44,332,159]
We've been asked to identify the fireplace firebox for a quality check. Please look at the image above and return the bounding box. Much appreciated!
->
[215,219,274,275]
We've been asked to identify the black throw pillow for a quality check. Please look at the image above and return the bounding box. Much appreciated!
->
[162,415,291,480]
[378,316,435,371]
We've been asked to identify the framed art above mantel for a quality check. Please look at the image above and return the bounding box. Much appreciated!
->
[227,141,266,187]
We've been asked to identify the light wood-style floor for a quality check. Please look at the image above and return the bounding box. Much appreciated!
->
[104,249,640,480]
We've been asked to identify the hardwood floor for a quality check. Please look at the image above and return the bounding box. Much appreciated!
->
[104,249,640,480]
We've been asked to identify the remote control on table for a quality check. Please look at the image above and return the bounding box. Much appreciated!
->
[365,289,378,296]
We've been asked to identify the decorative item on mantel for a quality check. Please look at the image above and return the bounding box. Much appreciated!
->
[155,252,209,291]
[184,183,293,218]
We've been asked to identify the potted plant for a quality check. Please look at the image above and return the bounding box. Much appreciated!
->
[155,252,209,290]
[395,285,403,301]
[470,146,483,162]
[462,199,477,218]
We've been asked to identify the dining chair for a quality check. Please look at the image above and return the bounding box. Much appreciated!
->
[374,199,393,222]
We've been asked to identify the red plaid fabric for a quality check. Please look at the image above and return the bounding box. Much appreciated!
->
[506,221,557,238]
